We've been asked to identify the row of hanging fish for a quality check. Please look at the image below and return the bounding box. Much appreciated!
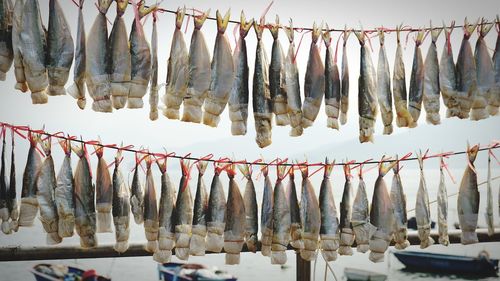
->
[1,130,497,264]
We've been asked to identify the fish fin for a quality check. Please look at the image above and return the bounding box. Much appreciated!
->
[116,0,128,14]
[98,0,112,13]
[322,23,331,46]
[216,9,231,33]
[175,7,185,29]
[285,19,294,43]
[197,161,208,176]
[354,30,365,45]
[269,15,280,39]
[463,17,479,37]
[194,9,210,29]
[324,158,334,177]
[253,21,264,40]
[478,18,494,37]
[429,21,442,42]
[239,11,253,38]
[139,3,157,18]
[311,22,322,43]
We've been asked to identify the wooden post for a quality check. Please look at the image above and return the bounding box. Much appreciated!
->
[296,251,310,281]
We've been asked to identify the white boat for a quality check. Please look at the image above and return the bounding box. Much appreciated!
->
[344,267,387,281]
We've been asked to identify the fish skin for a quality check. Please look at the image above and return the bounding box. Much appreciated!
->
[284,20,303,136]
[173,159,193,260]
[340,29,351,125]
[408,31,425,125]
[190,161,209,256]
[269,16,289,126]
[489,17,500,116]
[393,27,414,128]
[455,20,478,119]
[112,150,130,253]
[422,27,441,125]
[369,161,396,263]
[352,171,375,253]
[302,22,325,128]
[206,163,227,253]
[271,165,291,265]
[0,135,9,234]
[415,153,435,249]
[390,160,409,249]
[153,158,176,263]
[182,10,210,123]
[163,8,188,120]
[46,0,74,96]
[376,31,394,134]
[457,144,480,244]
[203,10,234,127]
[149,15,158,120]
[355,31,378,143]
[54,140,74,238]
[299,165,321,261]
[12,0,28,92]
[319,160,340,261]
[86,0,112,112]
[486,152,494,236]
[7,134,18,233]
[239,164,258,252]
[18,133,41,227]
[339,164,354,256]
[224,165,246,265]
[252,22,273,148]
[130,156,144,225]
[0,0,13,81]
[440,24,459,118]
[108,0,131,109]
[472,21,495,120]
[323,26,341,130]
[66,0,86,109]
[286,166,302,250]
[143,157,159,253]
[260,165,273,257]
[95,146,112,233]
[437,157,449,246]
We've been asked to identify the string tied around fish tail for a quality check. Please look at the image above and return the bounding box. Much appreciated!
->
[352,158,373,178]
[275,159,290,182]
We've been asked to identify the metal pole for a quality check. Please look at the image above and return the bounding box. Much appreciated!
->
[296,251,311,281]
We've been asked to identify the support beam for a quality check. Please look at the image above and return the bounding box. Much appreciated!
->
[296,252,311,281]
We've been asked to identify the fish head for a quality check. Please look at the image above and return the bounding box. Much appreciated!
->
[239,11,254,38]
[322,23,332,47]
[216,9,231,34]
[175,7,186,29]
[285,19,294,43]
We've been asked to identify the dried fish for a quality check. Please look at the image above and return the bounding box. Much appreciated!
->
[440,23,459,118]
[18,132,41,227]
[253,21,272,148]
[369,160,395,263]
[203,9,234,127]
[472,19,495,120]
[36,138,61,245]
[207,162,226,253]
[323,25,341,130]
[376,31,393,134]
[108,0,131,109]
[55,139,74,238]
[190,161,208,256]
[351,166,375,253]
[393,26,414,128]
[67,0,86,110]
[182,10,210,123]
[457,144,480,244]
[302,22,325,128]
[490,16,500,116]
[239,164,258,252]
[228,12,252,135]
[340,28,351,125]
[390,159,409,249]
[143,156,159,253]
[46,0,73,96]
[224,165,246,265]
[0,133,9,234]
[269,16,289,126]
[339,164,354,256]
[286,166,302,249]
[437,157,449,246]
[12,0,28,92]
[456,19,478,119]
[319,160,340,261]
[163,7,188,119]
[94,145,112,233]
[422,25,442,125]
[415,153,434,249]
[112,150,130,253]
[486,151,494,236]
[130,154,144,224]
[299,165,320,261]
[149,14,158,120]
[0,0,13,81]
[173,159,193,260]
[72,143,97,248]
[284,20,303,136]
[260,165,273,257]
[271,165,290,265]
[408,30,425,125]
[7,133,18,232]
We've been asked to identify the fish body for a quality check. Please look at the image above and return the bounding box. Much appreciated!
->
[352,172,375,253]
[55,140,74,238]
[390,161,409,249]
[302,23,325,128]
[284,21,302,136]
[269,17,289,126]
[299,165,321,261]
[408,31,425,125]
[206,164,226,253]
[489,18,500,116]
[18,133,41,226]
[422,28,441,125]
[149,16,158,120]
[260,166,273,257]
[486,151,494,236]
[95,146,112,233]
[339,165,354,256]
[437,157,449,245]
[472,22,495,120]
[457,145,480,244]
[144,157,159,253]
[173,160,193,260]
[163,8,188,119]
[340,30,351,125]
[323,27,341,130]
[271,166,291,265]
[415,154,435,248]
[440,25,459,118]
[286,167,302,249]
[393,28,414,128]
[67,0,86,109]
[376,32,393,134]
[7,134,18,233]
[112,151,130,253]
[0,135,9,234]
[12,0,28,92]
[239,164,258,252]
[130,156,144,224]
[455,21,478,119]
[190,161,209,256]
[224,166,246,265]
[0,0,13,80]
[203,10,234,127]
[319,160,340,261]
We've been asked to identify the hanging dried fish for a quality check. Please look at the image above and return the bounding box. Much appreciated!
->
[486,150,494,236]
[228,12,252,135]
[351,166,375,253]
[269,16,289,126]
[224,165,246,265]
[271,165,290,265]
[440,23,459,118]
[319,159,340,261]
[390,158,409,249]
[457,144,480,244]
[416,153,434,248]
[369,160,396,263]
[130,153,144,225]
[0,0,13,81]
[190,161,208,256]
[376,30,393,134]
[0,133,9,234]
[260,165,273,257]
[323,25,341,130]
[36,138,61,244]
[437,157,449,246]
[182,10,210,123]
[339,163,354,256]
[203,9,234,127]
[72,143,97,248]
[253,21,272,148]
[284,20,303,136]
[173,159,193,260]
[112,150,130,253]
[108,0,131,109]
[18,132,41,227]
[143,156,158,253]
[302,22,325,128]
[163,7,188,119]
[149,13,158,120]
[206,162,227,253]
[7,132,18,232]
[153,157,176,263]
[287,165,302,249]
[94,144,112,233]
[299,164,320,261]
[422,24,442,125]
[340,28,351,125]
[490,16,500,116]
[46,0,73,96]
[472,19,495,120]
[393,25,414,128]
[408,30,425,125]
[55,139,75,238]
[12,0,28,93]
[239,164,258,252]
[456,19,478,119]
[355,31,377,143]
[67,0,86,110]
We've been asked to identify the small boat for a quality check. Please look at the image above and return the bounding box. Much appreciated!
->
[158,262,237,281]
[393,251,499,277]
[344,267,387,281]
[31,264,111,281]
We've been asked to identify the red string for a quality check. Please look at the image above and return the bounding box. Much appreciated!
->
[440,157,456,184]
[293,30,311,63]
